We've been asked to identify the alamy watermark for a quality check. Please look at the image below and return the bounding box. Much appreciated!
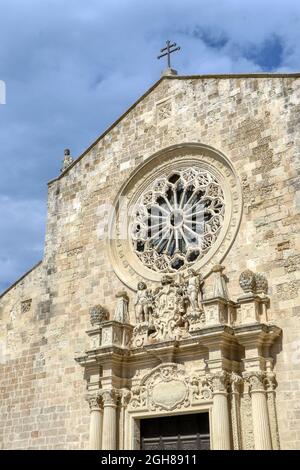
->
[0,80,6,104]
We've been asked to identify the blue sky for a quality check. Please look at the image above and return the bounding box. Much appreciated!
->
[0,0,299,292]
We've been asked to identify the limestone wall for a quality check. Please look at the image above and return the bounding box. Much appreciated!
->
[0,75,299,449]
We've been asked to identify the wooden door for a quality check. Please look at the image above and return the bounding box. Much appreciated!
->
[140,413,210,450]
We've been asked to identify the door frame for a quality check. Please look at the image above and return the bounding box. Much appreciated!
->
[125,404,213,450]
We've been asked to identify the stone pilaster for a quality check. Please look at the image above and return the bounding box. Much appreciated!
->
[118,389,131,450]
[243,371,272,450]
[100,389,118,450]
[265,372,280,450]
[230,373,243,450]
[209,371,231,450]
[87,394,103,450]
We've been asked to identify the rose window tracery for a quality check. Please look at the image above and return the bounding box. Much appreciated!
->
[130,167,225,273]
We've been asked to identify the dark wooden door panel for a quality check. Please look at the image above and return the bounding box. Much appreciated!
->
[140,413,210,450]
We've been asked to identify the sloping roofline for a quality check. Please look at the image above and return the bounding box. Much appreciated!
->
[49,72,300,184]
[0,260,42,299]
[2,72,299,298]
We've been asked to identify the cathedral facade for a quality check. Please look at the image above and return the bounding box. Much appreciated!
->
[0,72,299,450]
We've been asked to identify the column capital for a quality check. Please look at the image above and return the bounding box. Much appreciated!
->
[208,370,230,393]
[119,388,131,407]
[230,372,243,393]
[243,371,266,392]
[264,372,277,392]
[99,388,118,406]
[86,394,103,411]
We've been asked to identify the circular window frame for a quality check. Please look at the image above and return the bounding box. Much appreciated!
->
[108,143,243,291]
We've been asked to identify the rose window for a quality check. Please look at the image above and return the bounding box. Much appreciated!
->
[130,167,225,273]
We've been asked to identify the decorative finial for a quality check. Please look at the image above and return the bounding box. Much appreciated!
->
[157,40,180,76]
[61,148,73,173]
[89,305,109,326]
[239,269,256,294]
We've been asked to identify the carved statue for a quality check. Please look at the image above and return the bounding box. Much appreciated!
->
[132,269,207,345]
[186,268,204,312]
[155,275,175,311]
[134,281,151,323]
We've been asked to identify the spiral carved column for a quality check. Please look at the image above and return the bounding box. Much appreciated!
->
[243,371,272,450]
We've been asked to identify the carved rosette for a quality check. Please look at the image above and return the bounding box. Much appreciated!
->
[86,394,103,412]
[243,371,266,393]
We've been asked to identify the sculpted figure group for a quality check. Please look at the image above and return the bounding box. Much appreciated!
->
[133,269,205,343]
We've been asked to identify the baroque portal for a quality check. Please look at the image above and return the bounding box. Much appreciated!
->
[76,144,282,451]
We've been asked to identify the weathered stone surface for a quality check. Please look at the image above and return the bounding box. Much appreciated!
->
[0,74,299,449]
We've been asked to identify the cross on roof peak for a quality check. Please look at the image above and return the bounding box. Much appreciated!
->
[157,40,181,76]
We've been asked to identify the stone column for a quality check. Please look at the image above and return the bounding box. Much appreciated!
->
[243,371,272,450]
[101,389,118,450]
[87,395,103,450]
[210,371,231,450]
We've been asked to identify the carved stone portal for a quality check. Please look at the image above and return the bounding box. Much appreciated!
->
[76,267,281,450]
